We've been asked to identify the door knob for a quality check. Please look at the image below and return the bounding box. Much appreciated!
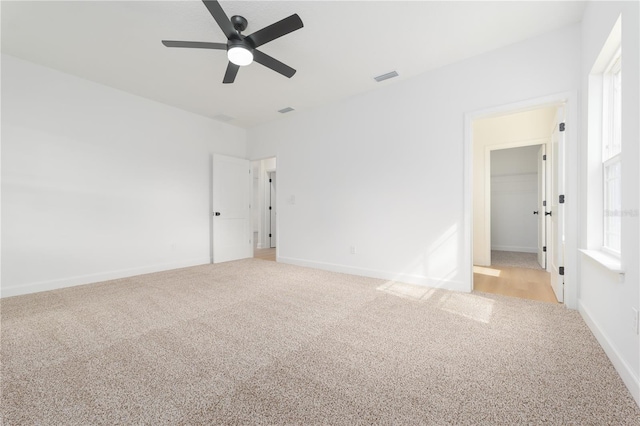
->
[545,211,552,216]
[533,211,539,215]
[214,212,221,216]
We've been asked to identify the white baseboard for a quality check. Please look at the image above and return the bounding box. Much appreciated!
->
[277,256,467,292]
[0,257,211,298]
[579,300,640,407]
[491,245,537,253]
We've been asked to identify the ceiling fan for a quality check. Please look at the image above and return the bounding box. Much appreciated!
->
[162,0,303,84]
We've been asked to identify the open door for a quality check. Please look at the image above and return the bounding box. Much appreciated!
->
[212,154,252,263]
[269,171,277,248]
[537,144,547,269]
[549,106,566,302]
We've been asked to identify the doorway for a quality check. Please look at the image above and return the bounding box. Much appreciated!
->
[251,157,277,261]
[471,105,563,304]
[490,145,542,263]
[268,171,277,248]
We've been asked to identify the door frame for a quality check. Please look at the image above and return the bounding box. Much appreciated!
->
[537,144,547,270]
[483,138,549,267]
[264,167,276,250]
[249,157,276,251]
[268,170,277,248]
[464,91,578,309]
[549,105,567,303]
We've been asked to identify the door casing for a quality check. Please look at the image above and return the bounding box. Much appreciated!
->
[464,91,578,309]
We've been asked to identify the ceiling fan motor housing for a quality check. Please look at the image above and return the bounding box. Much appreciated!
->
[231,15,248,33]
[227,38,254,52]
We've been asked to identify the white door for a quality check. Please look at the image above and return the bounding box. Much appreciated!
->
[269,171,277,248]
[212,154,252,263]
[549,106,566,302]
[537,144,547,269]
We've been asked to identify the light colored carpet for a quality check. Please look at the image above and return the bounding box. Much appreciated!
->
[2,259,638,424]
[492,250,543,270]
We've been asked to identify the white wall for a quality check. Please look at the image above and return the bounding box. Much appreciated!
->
[1,54,247,297]
[578,1,640,405]
[248,25,580,292]
[472,107,556,265]
[491,146,539,253]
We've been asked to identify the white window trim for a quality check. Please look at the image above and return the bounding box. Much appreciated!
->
[602,153,621,256]
[602,48,621,162]
[584,15,622,274]
[580,249,623,275]
[601,47,622,258]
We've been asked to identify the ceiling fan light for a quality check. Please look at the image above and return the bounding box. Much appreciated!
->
[228,46,253,66]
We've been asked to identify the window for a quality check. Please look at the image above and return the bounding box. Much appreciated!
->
[602,48,621,255]
[584,15,622,270]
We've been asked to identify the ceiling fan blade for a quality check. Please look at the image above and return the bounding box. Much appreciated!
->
[162,41,227,50]
[245,14,303,48]
[202,0,236,40]
[223,62,240,84]
[253,50,296,78]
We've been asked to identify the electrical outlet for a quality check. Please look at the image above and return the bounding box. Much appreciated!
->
[350,245,356,255]
[632,308,639,335]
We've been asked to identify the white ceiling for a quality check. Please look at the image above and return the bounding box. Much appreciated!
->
[1,1,586,128]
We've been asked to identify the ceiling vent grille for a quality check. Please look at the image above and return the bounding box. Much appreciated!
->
[374,71,399,82]
[278,107,295,114]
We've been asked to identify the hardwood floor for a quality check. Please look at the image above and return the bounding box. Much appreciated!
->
[253,232,276,261]
[473,264,558,304]
[254,247,276,261]
[253,241,554,302]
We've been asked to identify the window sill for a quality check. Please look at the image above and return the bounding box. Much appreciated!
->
[580,249,624,274]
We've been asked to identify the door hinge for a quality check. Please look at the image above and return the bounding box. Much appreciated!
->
[269,206,272,210]
[559,266,565,276]
[269,233,272,238]
[559,194,565,204]
[269,179,272,182]
[559,122,565,132]
[543,246,547,252]
[543,154,547,160]
[543,200,547,207]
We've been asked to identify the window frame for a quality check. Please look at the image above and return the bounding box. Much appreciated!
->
[603,153,621,255]
[601,47,622,257]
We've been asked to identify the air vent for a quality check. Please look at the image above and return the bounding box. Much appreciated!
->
[213,114,235,122]
[278,107,295,114]
[374,71,399,82]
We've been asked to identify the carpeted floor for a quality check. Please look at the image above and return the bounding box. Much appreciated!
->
[491,250,543,270]
[1,259,639,424]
